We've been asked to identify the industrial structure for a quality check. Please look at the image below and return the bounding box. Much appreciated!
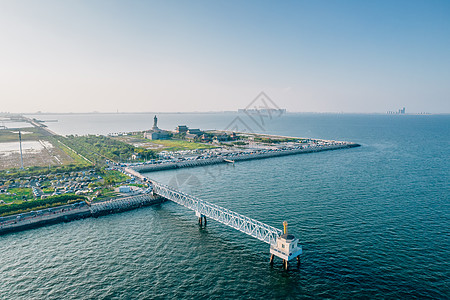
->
[269,221,302,269]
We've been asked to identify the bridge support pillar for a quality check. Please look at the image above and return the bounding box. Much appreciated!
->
[198,215,206,227]
[196,211,206,227]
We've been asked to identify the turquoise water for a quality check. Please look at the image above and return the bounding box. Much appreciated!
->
[1,113,449,299]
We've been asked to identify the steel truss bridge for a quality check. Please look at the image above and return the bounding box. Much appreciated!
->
[151,180,282,245]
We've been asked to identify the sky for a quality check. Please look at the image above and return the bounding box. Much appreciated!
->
[0,0,449,114]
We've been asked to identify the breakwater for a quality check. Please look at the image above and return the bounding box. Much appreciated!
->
[0,202,91,235]
[90,194,165,216]
[0,194,164,235]
[131,143,360,173]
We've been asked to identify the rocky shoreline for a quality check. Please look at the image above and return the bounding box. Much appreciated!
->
[0,194,164,235]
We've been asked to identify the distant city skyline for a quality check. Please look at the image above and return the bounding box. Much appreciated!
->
[0,0,449,114]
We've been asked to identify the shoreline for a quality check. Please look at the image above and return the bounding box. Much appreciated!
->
[132,143,360,173]
[0,136,360,236]
[0,194,164,236]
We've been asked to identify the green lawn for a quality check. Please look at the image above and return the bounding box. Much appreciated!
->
[94,189,119,201]
[0,188,33,203]
[102,170,130,183]
[0,128,44,143]
[0,194,86,216]
[149,139,216,151]
[127,183,146,188]
[42,187,54,193]
[51,137,92,166]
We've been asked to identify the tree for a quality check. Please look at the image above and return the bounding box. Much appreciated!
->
[104,178,114,188]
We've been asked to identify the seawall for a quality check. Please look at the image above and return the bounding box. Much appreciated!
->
[0,203,91,235]
[90,194,165,216]
[132,143,360,173]
[0,194,165,235]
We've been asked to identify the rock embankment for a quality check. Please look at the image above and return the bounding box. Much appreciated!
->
[0,194,165,235]
[132,143,360,173]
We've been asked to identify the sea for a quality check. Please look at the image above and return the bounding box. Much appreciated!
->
[0,113,448,299]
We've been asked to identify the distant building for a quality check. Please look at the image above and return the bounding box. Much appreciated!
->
[173,125,205,140]
[185,133,198,141]
[387,107,406,114]
[214,134,230,142]
[119,186,131,193]
[143,115,170,140]
[187,128,202,135]
[175,125,188,133]
[201,134,211,142]
[144,131,170,140]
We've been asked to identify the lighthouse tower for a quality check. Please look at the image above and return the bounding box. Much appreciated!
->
[269,221,302,269]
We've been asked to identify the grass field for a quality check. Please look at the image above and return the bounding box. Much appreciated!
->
[0,194,85,217]
[113,135,216,152]
[103,170,130,183]
[0,127,46,143]
[53,137,92,166]
[94,189,120,201]
[148,139,216,151]
[42,187,54,193]
[0,188,33,203]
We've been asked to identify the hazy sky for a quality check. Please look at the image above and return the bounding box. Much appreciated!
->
[0,0,449,113]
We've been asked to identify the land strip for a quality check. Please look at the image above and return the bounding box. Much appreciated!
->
[0,114,360,236]
[0,194,164,235]
[131,142,359,173]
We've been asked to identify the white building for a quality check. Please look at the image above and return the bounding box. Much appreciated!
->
[118,186,131,193]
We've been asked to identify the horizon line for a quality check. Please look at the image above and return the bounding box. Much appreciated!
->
[0,111,446,115]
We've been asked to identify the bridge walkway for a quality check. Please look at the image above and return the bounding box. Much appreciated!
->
[150,180,282,245]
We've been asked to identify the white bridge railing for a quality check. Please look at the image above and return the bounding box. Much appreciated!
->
[151,180,282,245]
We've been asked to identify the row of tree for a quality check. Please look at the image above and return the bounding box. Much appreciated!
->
[61,135,157,164]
